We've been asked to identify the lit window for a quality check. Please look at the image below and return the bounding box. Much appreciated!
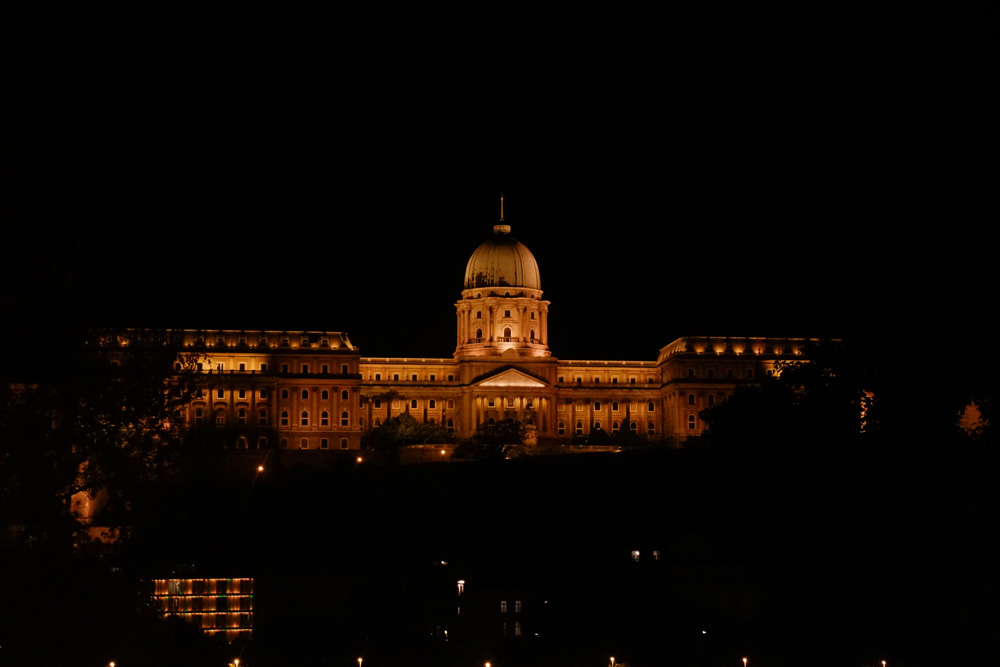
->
[500,600,507,613]
[515,600,522,613]
[457,580,465,596]
[514,621,522,636]
[631,550,640,561]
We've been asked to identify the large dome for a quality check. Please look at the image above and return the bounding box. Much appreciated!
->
[463,225,541,290]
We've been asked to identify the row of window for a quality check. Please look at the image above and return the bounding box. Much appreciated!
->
[556,420,654,435]
[372,372,456,382]
[195,388,354,402]
[373,398,455,410]
[186,362,353,374]
[231,436,351,450]
[559,375,654,384]
[559,401,655,412]
[191,408,351,427]
[193,335,339,349]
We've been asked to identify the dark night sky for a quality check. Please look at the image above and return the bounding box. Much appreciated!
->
[3,5,994,362]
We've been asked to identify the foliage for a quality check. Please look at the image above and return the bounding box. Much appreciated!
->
[362,412,452,462]
[0,328,198,549]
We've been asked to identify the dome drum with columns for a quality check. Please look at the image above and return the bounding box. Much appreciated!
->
[456,224,550,359]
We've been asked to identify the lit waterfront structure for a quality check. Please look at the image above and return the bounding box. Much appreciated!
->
[150,577,254,641]
[169,219,817,451]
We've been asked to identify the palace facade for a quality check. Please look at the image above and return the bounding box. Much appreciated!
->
[175,223,816,451]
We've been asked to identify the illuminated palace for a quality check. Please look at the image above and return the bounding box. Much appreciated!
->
[173,220,815,452]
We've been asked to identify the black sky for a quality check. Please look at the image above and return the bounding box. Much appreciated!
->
[3,5,995,362]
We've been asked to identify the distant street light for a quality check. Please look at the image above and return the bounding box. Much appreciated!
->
[743,659,747,667]
[358,658,363,667]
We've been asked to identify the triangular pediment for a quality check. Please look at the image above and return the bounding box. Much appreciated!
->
[474,367,549,388]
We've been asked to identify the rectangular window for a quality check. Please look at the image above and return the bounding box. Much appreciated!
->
[238,389,246,399]
[216,389,224,399]
[322,364,329,374]
[320,438,329,449]
[260,389,268,399]
[301,364,309,374]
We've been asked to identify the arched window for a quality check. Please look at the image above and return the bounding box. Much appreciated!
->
[688,414,696,430]
[280,410,289,426]
[237,408,247,424]
[594,401,602,411]
[476,328,483,339]
[446,419,455,433]
[301,389,309,400]
[321,411,329,426]
[648,421,656,433]
[648,401,655,412]
[612,401,619,412]
[429,399,436,409]
[558,421,566,435]
[281,389,289,400]
[321,389,329,400]
[342,390,349,401]
[630,421,638,433]
[258,410,268,425]
[300,410,309,426]
[707,394,715,406]
[341,411,349,426]
[575,421,584,435]
[530,328,536,340]
[503,327,512,338]
[195,408,204,424]
[410,399,418,409]
[612,421,620,433]
[688,393,695,405]
[594,421,602,431]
